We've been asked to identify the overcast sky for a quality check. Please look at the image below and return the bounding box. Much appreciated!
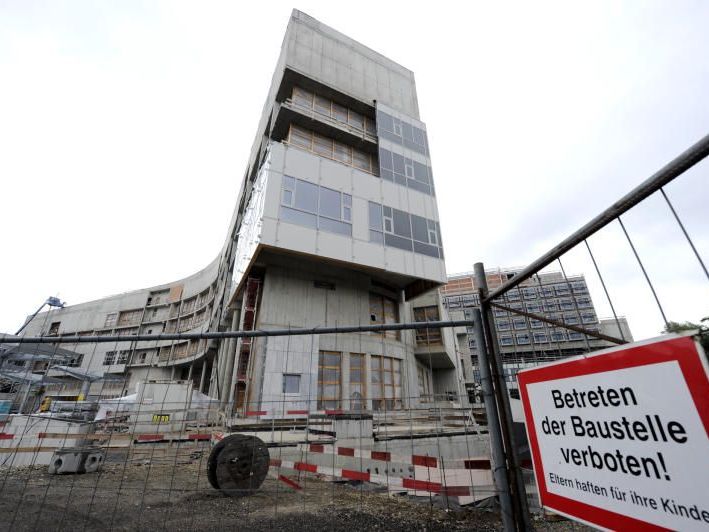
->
[1,1,707,341]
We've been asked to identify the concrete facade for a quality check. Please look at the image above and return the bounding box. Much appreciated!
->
[17,11,461,415]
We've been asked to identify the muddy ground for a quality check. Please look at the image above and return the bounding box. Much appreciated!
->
[0,458,588,531]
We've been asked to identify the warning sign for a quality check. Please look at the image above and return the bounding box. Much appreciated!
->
[517,334,709,531]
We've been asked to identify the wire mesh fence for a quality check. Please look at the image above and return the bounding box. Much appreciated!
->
[0,322,535,532]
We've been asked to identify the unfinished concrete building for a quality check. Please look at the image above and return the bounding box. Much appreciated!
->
[17,11,465,415]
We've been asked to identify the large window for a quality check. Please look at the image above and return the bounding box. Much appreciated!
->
[376,109,429,156]
[413,306,442,345]
[287,125,376,174]
[371,355,402,410]
[280,176,352,236]
[378,147,434,196]
[291,87,376,135]
[369,293,399,340]
[368,202,443,259]
[317,351,341,410]
[349,354,366,410]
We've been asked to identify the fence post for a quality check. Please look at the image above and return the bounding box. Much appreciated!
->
[474,262,532,531]
[472,308,515,531]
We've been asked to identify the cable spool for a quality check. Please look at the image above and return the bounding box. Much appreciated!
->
[207,434,269,497]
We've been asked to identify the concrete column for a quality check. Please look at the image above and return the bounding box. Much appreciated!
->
[199,359,208,393]
[220,310,240,408]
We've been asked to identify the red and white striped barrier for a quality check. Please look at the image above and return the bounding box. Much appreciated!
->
[269,457,485,497]
[298,443,491,471]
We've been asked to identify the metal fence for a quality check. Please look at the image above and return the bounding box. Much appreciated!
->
[0,321,519,532]
[1,134,707,531]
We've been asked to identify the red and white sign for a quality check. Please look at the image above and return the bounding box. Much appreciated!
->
[517,334,709,531]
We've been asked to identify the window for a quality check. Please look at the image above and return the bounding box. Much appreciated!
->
[117,350,130,364]
[555,284,571,296]
[371,356,402,410]
[565,315,580,325]
[569,332,585,341]
[376,109,429,156]
[413,306,442,345]
[103,351,116,365]
[461,294,478,306]
[516,333,531,345]
[280,177,352,236]
[369,293,399,340]
[67,354,83,368]
[368,202,443,258]
[48,322,60,336]
[540,286,555,298]
[522,287,537,299]
[559,299,574,310]
[317,351,341,409]
[530,319,544,329]
[292,86,314,108]
[290,87,373,135]
[286,125,375,174]
[577,297,592,308]
[551,330,567,342]
[526,302,542,313]
[513,318,527,330]
[581,312,597,324]
[500,335,514,346]
[497,320,511,331]
[118,309,142,327]
[378,147,434,196]
[349,354,366,410]
[283,374,301,394]
[104,313,118,327]
[533,332,548,343]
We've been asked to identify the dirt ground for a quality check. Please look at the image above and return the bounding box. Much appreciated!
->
[0,458,589,531]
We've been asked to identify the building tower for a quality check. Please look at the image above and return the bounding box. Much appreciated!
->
[18,11,464,415]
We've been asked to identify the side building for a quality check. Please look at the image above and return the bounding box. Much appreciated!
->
[441,268,633,403]
[16,11,466,415]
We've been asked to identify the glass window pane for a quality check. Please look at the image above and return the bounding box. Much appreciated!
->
[283,175,295,191]
[343,207,351,222]
[294,179,318,212]
[280,206,317,229]
[289,126,312,149]
[353,150,370,171]
[411,214,428,242]
[379,148,392,170]
[392,152,405,174]
[314,95,331,115]
[323,352,340,365]
[313,134,333,157]
[333,141,352,164]
[319,217,352,236]
[292,87,313,108]
[319,186,341,219]
[282,189,293,206]
[392,209,411,238]
[369,230,384,244]
[368,202,382,230]
[332,102,348,122]
[377,111,394,132]
[348,110,364,129]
